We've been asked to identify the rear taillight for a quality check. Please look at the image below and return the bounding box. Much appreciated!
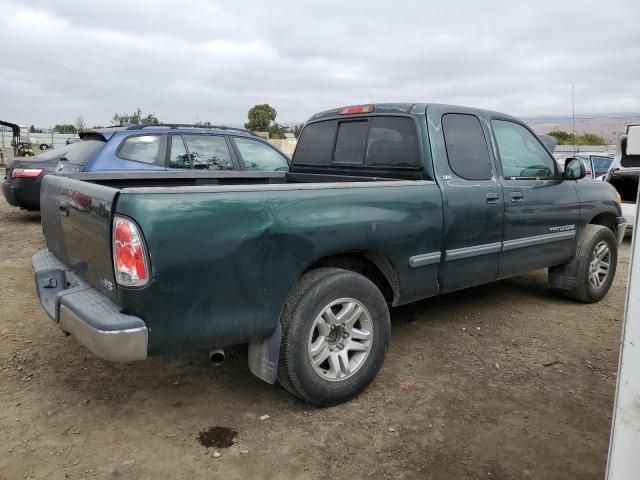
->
[113,216,149,287]
[12,168,44,178]
[338,105,374,115]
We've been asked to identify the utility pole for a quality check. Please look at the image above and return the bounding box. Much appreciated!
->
[572,84,576,155]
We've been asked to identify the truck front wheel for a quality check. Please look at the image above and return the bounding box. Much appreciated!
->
[561,224,618,303]
[277,267,390,406]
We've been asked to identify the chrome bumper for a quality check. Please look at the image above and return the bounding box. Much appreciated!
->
[617,216,627,245]
[32,249,148,362]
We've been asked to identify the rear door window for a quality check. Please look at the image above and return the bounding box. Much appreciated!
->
[333,121,368,165]
[293,120,336,165]
[117,135,162,164]
[169,134,191,169]
[366,117,420,168]
[442,114,492,180]
[232,137,289,171]
[183,135,233,170]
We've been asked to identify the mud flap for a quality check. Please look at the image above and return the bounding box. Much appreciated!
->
[248,323,282,384]
[549,257,579,291]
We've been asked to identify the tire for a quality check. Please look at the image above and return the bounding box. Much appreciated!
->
[39,144,49,150]
[563,224,617,303]
[277,267,390,406]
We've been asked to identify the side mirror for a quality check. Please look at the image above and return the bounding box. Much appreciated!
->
[621,125,640,168]
[564,157,586,180]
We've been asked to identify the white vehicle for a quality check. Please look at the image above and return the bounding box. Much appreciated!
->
[604,128,640,233]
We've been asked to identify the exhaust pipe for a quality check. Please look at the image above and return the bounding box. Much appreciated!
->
[209,348,225,365]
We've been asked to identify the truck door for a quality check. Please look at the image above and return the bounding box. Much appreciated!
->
[426,106,504,293]
[487,116,580,278]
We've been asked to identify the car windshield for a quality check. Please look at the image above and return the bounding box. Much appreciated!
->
[34,143,76,160]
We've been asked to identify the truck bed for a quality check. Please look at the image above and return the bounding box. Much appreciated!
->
[39,171,440,354]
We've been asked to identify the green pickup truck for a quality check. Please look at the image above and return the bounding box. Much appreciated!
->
[33,104,626,405]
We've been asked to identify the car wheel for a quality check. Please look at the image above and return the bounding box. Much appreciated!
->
[39,144,49,150]
[277,267,390,406]
[563,224,617,303]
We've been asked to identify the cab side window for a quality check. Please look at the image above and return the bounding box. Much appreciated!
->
[442,114,492,180]
[492,120,557,179]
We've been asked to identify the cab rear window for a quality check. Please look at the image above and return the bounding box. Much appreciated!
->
[293,116,420,169]
[293,120,336,165]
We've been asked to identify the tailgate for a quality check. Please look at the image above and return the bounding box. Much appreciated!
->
[40,175,119,300]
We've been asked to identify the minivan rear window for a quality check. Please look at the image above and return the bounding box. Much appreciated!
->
[63,138,106,166]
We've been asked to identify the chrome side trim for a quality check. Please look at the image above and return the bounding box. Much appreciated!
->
[409,252,441,268]
[445,242,502,261]
[122,180,435,195]
[59,305,148,362]
[502,231,576,252]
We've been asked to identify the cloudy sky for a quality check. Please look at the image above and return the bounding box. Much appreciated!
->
[1,0,639,128]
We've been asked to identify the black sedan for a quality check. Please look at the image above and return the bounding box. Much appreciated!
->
[2,144,75,211]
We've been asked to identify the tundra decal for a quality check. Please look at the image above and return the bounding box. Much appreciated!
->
[549,224,575,233]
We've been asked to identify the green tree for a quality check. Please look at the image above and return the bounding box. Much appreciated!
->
[268,122,286,139]
[53,124,77,134]
[547,130,572,144]
[245,104,277,132]
[547,130,605,146]
[112,108,160,126]
[578,133,605,145]
[292,122,305,138]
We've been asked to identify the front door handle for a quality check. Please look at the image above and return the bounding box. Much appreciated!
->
[485,192,499,204]
[511,192,524,202]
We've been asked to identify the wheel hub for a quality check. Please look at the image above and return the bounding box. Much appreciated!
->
[589,240,611,289]
[307,298,373,381]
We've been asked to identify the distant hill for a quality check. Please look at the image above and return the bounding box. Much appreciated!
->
[524,113,640,144]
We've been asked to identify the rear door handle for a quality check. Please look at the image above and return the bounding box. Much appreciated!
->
[485,192,499,204]
[511,192,524,202]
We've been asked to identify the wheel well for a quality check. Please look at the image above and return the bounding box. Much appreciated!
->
[304,252,399,305]
[589,213,617,234]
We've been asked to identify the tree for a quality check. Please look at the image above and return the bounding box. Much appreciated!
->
[245,104,277,132]
[547,130,605,146]
[292,123,305,138]
[579,133,606,145]
[547,130,572,144]
[53,124,77,134]
[75,116,86,132]
[112,108,160,126]
[268,122,286,139]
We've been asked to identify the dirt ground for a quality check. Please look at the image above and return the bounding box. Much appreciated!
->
[0,192,628,480]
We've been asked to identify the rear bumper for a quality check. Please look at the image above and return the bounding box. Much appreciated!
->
[32,249,148,362]
[617,216,627,244]
[2,179,41,210]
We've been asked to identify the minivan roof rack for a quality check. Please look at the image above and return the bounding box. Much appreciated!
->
[125,123,260,137]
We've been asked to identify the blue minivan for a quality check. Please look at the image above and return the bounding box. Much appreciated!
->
[56,124,290,174]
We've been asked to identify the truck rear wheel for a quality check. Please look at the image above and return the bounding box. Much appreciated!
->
[277,267,390,406]
[562,224,617,303]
